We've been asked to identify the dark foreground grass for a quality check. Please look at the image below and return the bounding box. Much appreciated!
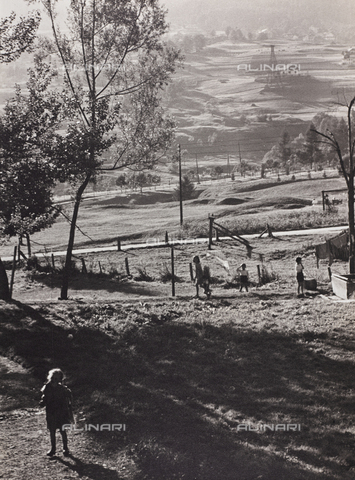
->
[1,298,355,479]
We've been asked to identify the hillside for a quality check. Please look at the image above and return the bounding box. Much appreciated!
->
[165,40,354,164]
[0,34,354,175]
[1,230,355,479]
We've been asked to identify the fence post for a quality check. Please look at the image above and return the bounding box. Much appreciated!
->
[165,231,169,244]
[117,238,121,251]
[257,265,261,286]
[328,266,332,281]
[208,215,214,250]
[125,257,130,276]
[17,237,21,262]
[189,262,194,281]
[51,254,55,271]
[171,245,175,297]
[9,246,17,299]
[81,258,87,274]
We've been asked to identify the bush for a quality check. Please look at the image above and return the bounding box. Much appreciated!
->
[159,264,182,283]
[26,255,53,273]
[134,266,154,282]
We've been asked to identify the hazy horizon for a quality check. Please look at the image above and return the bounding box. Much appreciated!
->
[1,0,354,36]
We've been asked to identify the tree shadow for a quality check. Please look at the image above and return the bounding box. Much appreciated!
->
[1,301,355,479]
[28,271,169,297]
[0,358,40,411]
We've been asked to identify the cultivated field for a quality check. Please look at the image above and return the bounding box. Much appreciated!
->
[167,40,355,166]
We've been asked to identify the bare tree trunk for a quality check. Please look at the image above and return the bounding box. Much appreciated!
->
[347,98,355,274]
[60,174,91,300]
[0,258,10,301]
[348,179,355,273]
[26,233,31,258]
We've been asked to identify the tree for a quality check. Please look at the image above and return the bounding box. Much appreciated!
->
[0,60,62,254]
[149,174,161,187]
[0,10,40,63]
[173,175,195,201]
[313,97,355,273]
[278,130,291,168]
[35,0,181,299]
[229,28,245,43]
[0,7,41,300]
[115,174,127,191]
[314,114,348,166]
[128,172,149,193]
[193,34,207,51]
[213,165,224,178]
[300,123,322,170]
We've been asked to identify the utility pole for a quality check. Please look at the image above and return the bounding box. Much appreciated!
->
[227,154,230,177]
[238,142,243,176]
[195,153,200,183]
[178,144,183,225]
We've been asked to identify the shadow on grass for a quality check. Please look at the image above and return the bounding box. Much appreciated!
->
[1,301,355,479]
[0,360,40,411]
[29,271,168,297]
[56,455,124,480]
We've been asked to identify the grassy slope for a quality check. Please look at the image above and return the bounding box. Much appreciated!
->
[0,172,345,258]
[1,175,354,479]
[1,288,355,479]
[168,41,352,167]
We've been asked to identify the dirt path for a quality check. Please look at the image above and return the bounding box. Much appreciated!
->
[0,356,128,480]
[1,224,348,262]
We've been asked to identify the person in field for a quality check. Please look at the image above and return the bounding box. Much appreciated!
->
[192,255,211,299]
[295,256,305,297]
[40,368,73,456]
[237,263,249,292]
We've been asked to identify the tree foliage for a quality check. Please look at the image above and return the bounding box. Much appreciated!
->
[278,130,291,167]
[32,0,182,298]
[0,6,41,300]
[0,60,62,240]
[173,175,196,201]
[0,10,40,63]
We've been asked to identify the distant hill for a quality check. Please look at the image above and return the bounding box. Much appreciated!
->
[163,0,355,38]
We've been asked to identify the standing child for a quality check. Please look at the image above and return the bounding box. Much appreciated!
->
[192,255,211,299]
[295,257,305,297]
[40,368,73,456]
[237,263,249,292]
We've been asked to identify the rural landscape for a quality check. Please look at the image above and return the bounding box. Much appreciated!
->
[1,0,355,479]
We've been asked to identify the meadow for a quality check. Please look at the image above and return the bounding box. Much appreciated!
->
[1,168,354,479]
[1,261,355,479]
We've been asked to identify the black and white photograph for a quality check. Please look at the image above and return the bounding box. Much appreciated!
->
[1,0,355,478]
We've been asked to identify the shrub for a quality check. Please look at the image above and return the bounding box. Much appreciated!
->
[26,255,53,273]
[159,264,182,283]
[134,266,154,282]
